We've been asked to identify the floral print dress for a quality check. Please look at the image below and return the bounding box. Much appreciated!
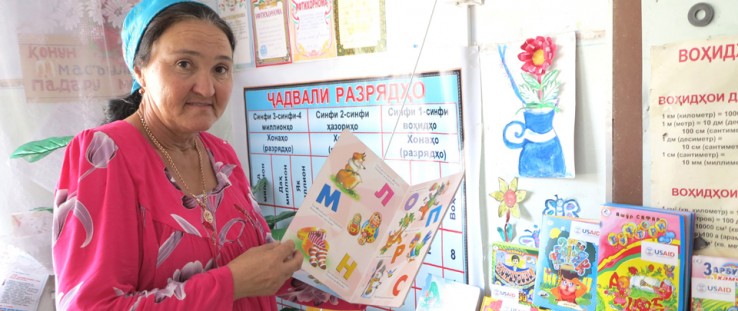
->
[52,121,359,310]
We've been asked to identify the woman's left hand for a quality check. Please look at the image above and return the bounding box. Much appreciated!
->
[227,239,302,299]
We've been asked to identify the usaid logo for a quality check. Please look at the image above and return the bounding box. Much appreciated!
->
[490,284,518,301]
[708,285,733,293]
[574,227,600,237]
[654,249,676,257]
[642,241,678,265]
[692,279,735,301]
[570,222,600,244]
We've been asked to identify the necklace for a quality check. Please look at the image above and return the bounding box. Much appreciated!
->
[136,110,214,224]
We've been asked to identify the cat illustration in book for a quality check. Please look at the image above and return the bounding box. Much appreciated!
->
[296,227,330,270]
[418,181,450,220]
[335,152,366,191]
[551,270,588,305]
[361,260,386,297]
[379,213,415,254]
[358,212,382,245]
[407,231,432,261]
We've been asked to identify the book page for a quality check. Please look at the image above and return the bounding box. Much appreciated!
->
[284,130,409,300]
[350,171,464,306]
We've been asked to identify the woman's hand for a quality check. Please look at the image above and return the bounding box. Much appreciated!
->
[227,239,302,299]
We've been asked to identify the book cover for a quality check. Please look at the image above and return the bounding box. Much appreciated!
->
[532,215,599,311]
[489,242,539,305]
[416,274,482,311]
[596,203,692,311]
[282,130,464,307]
[691,255,738,311]
[479,295,542,311]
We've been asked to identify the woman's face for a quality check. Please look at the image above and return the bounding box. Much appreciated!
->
[136,19,233,134]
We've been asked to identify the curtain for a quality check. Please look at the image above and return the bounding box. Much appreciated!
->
[0,0,220,273]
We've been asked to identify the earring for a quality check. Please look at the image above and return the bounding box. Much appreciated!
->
[139,88,145,95]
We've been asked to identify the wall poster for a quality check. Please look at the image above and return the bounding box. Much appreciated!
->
[483,32,577,180]
[251,0,291,66]
[218,0,254,69]
[650,35,738,257]
[244,70,467,310]
[334,0,386,56]
[288,0,337,62]
[18,34,131,103]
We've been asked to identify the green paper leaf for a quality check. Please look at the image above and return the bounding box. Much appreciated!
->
[31,207,53,213]
[518,83,539,104]
[541,69,559,87]
[497,227,506,241]
[264,210,297,229]
[11,136,73,162]
[542,80,561,104]
[271,228,288,241]
[521,72,541,90]
[505,223,515,241]
[251,177,268,193]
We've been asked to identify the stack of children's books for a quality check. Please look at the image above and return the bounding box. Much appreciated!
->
[596,203,694,311]
[481,203,695,311]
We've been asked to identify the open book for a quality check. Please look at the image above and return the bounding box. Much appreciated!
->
[282,130,464,307]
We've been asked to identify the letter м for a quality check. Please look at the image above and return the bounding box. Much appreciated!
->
[316,184,341,212]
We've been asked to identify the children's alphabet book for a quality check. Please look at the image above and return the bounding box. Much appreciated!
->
[532,215,599,311]
[489,242,539,306]
[282,130,465,307]
[596,203,694,311]
[691,255,738,311]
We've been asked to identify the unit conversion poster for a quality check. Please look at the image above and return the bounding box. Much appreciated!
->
[650,36,738,257]
[244,71,467,310]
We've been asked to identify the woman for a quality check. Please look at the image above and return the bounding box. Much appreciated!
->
[53,1,360,310]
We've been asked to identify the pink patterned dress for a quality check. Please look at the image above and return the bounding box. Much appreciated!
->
[53,121,359,310]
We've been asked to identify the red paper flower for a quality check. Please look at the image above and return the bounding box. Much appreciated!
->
[518,36,556,76]
[628,266,638,275]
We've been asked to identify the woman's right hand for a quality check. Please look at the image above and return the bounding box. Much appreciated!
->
[227,239,302,300]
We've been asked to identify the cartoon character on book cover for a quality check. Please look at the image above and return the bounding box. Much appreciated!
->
[533,216,598,311]
[490,242,538,305]
[597,205,684,311]
[691,255,738,311]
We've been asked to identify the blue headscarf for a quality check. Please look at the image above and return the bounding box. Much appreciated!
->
[122,0,198,94]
